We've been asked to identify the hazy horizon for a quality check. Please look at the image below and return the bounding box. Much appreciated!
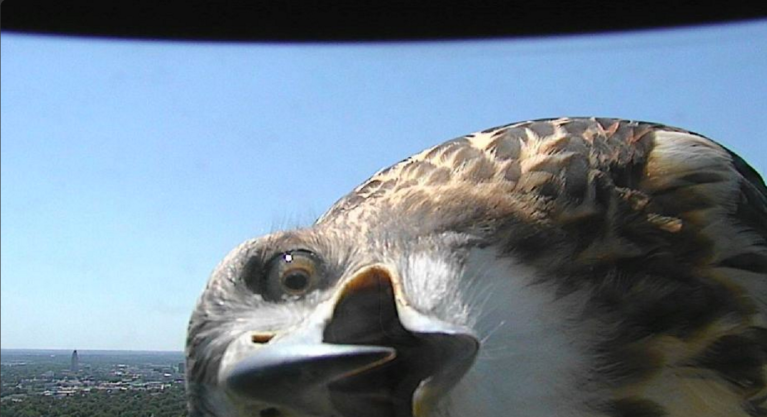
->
[1,348,184,354]
[3,20,766,351]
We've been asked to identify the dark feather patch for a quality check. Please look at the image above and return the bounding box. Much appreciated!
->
[692,328,767,392]
[604,398,667,417]
[720,252,767,274]
[486,134,521,160]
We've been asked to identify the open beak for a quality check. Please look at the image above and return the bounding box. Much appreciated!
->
[220,266,479,417]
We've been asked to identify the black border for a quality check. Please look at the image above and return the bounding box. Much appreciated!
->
[3,1,766,42]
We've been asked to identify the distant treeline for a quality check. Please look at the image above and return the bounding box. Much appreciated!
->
[0,384,186,417]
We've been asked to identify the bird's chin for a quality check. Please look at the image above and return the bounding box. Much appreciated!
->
[219,266,479,417]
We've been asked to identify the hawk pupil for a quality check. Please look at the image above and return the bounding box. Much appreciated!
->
[283,270,309,292]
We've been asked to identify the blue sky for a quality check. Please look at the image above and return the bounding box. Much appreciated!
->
[2,21,766,352]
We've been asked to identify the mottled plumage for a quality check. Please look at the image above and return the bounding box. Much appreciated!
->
[187,117,767,417]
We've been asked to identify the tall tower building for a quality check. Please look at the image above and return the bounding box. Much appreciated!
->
[71,350,79,372]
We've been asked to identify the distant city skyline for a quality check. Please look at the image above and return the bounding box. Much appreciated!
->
[1,348,186,413]
[2,21,766,351]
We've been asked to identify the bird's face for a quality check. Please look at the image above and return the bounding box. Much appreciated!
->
[187,221,598,417]
[186,226,514,417]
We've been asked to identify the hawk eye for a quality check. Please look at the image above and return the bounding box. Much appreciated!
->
[264,250,322,300]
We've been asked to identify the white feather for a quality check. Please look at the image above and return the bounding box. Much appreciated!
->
[433,247,604,417]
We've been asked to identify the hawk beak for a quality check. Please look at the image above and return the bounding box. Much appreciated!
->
[221,266,478,417]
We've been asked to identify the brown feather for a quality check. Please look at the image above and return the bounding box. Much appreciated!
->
[317,117,767,416]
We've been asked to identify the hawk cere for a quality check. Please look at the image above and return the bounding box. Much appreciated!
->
[186,117,767,417]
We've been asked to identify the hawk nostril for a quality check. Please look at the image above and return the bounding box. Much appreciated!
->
[252,333,275,344]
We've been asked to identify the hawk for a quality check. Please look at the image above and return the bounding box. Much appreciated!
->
[186,117,767,417]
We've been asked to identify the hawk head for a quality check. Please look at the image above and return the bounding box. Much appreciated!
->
[186,118,767,417]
